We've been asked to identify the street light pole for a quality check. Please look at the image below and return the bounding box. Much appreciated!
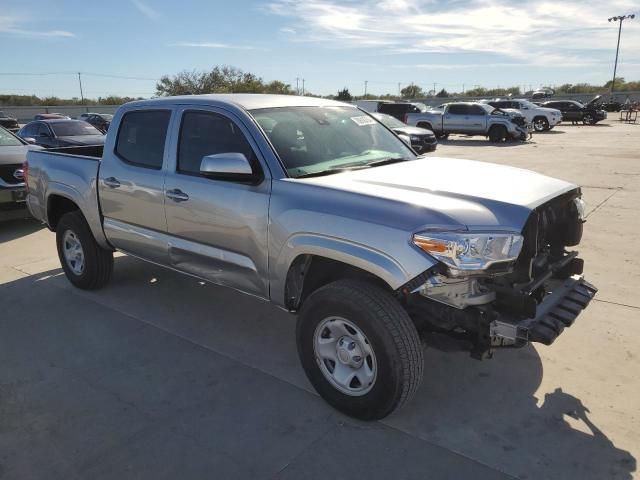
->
[608,14,635,95]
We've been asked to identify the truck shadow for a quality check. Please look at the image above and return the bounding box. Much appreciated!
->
[0,217,43,244]
[2,255,636,480]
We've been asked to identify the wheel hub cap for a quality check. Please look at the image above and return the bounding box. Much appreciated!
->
[62,230,85,275]
[313,317,377,397]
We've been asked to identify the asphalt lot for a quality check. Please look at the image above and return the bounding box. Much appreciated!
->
[1,120,638,480]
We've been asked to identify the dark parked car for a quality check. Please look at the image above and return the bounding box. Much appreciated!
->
[372,112,437,153]
[17,120,105,148]
[0,111,19,133]
[377,102,427,121]
[83,113,113,133]
[0,126,42,217]
[541,97,607,125]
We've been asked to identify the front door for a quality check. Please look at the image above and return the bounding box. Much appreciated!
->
[99,108,172,264]
[163,108,270,298]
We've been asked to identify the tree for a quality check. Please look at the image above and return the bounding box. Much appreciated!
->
[435,88,449,98]
[155,65,293,96]
[336,88,352,101]
[400,84,424,99]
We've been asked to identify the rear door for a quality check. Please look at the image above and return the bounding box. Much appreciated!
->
[163,107,271,298]
[36,123,58,148]
[99,108,173,264]
[443,104,470,132]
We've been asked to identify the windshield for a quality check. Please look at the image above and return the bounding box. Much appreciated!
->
[51,121,102,137]
[373,113,407,129]
[0,127,23,147]
[251,106,414,178]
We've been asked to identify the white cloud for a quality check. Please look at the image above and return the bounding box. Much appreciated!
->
[266,0,640,68]
[0,14,74,38]
[132,0,161,20]
[172,42,265,50]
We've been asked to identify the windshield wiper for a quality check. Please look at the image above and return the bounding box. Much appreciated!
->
[294,165,369,179]
[365,157,411,167]
[294,157,411,179]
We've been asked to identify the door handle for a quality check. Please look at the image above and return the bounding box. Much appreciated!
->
[103,177,121,188]
[166,189,189,202]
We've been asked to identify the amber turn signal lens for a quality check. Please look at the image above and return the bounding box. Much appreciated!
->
[413,236,448,253]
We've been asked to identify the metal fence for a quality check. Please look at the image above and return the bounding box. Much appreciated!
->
[1,105,120,123]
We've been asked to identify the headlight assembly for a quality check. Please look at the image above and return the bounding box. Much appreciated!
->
[413,231,524,276]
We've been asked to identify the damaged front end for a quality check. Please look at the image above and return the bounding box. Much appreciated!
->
[402,189,597,359]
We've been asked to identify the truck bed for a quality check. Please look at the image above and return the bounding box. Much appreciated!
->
[25,145,108,249]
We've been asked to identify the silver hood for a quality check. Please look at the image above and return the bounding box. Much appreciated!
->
[295,158,577,231]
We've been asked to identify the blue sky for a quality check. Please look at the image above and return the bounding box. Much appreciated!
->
[1,0,639,98]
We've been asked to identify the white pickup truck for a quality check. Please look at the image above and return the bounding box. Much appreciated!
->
[482,99,562,132]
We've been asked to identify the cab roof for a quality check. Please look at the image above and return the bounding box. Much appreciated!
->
[125,94,354,111]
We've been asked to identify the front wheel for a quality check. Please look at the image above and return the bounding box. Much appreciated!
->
[583,114,595,125]
[297,280,423,420]
[533,117,549,132]
[488,125,507,143]
[56,211,113,290]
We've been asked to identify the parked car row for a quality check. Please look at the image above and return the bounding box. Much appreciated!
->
[0,126,42,216]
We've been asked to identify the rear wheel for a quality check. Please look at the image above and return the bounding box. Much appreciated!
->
[533,116,549,132]
[488,125,507,143]
[56,211,113,290]
[297,280,423,420]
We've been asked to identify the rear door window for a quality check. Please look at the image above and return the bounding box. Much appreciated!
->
[447,104,469,115]
[115,110,171,169]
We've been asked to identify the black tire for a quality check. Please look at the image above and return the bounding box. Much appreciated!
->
[533,116,549,132]
[488,125,507,143]
[416,122,433,131]
[582,114,594,125]
[56,211,113,290]
[435,132,449,140]
[297,280,423,420]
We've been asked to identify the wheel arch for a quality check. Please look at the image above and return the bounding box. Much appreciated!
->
[275,234,411,311]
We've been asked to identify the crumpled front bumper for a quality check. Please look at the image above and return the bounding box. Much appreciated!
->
[490,275,597,347]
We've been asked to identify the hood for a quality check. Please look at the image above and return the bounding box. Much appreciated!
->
[0,144,43,165]
[585,95,602,106]
[57,135,106,146]
[392,125,434,136]
[295,158,577,231]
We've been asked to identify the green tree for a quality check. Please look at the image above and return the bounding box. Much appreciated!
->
[400,84,424,99]
[336,88,352,101]
[435,88,449,98]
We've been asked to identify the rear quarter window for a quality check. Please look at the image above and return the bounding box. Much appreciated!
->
[115,110,171,169]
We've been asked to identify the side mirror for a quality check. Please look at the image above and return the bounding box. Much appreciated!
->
[24,137,37,144]
[199,152,261,184]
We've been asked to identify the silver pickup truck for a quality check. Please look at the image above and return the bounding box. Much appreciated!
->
[405,102,530,142]
[25,94,596,420]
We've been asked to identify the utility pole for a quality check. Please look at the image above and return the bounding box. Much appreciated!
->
[608,14,635,95]
[364,80,368,97]
[77,72,85,105]
[397,82,401,97]
[296,77,300,95]
[302,78,305,96]
[462,84,465,95]
[433,82,436,95]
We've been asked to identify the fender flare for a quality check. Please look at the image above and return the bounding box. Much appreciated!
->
[271,233,411,308]
[45,182,111,250]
